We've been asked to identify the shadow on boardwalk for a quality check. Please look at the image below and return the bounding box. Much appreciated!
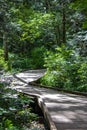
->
[12,70,87,130]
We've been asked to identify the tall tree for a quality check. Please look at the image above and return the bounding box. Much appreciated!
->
[0,0,9,61]
[0,0,23,61]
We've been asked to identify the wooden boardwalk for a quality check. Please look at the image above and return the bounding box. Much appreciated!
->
[10,70,87,130]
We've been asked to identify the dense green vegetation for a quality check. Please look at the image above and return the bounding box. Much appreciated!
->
[41,45,87,92]
[0,0,87,129]
[0,1,87,90]
[0,82,38,130]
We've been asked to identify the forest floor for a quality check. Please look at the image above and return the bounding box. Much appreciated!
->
[1,70,87,130]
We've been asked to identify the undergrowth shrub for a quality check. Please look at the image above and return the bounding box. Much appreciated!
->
[77,59,87,92]
[10,55,32,70]
[30,46,47,69]
[0,82,38,130]
[0,46,47,71]
[7,46,47,71]
[41,45,87,92]
[0,49,8,70]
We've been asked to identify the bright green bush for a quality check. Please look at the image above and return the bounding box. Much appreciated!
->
[0,49,8,70]
[77,60,87,91]
[41,45,87,92]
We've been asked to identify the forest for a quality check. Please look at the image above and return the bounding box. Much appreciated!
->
[0,0,87,129]
[0,0,87,92]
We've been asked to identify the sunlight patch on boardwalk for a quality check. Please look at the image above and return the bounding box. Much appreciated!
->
[10,70,87,130]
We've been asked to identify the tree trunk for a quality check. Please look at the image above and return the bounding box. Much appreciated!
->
[62,4,66,44]
[55,25,61,45]
[3,32,8,61]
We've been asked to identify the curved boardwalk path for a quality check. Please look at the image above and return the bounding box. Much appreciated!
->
[10,70,87,130]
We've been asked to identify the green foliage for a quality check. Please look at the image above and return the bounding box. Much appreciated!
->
[77,59,87,91]
[0,0,87,93]
[41,46,87,92]
[0,82,38,130]
[0,49,8,70]
[71,0,87,11]
[10,55,32,70]
[0,46,47,71]
[7,46,47,71]
[83,21,87,29]
[18,11,55,48]
[30,46,47,69]
[71,0,87,29]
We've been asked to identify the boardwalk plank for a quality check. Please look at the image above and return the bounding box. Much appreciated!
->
[10,70,87,130]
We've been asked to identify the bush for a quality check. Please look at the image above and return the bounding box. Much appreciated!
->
[77,59,87,91]
[0,82,38,130]
[0,46,47,71]
[5,53,32,71]
[30,46,47,69]
[41,45,87,92]
[7,46,47,71]
[0,49,8,70]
